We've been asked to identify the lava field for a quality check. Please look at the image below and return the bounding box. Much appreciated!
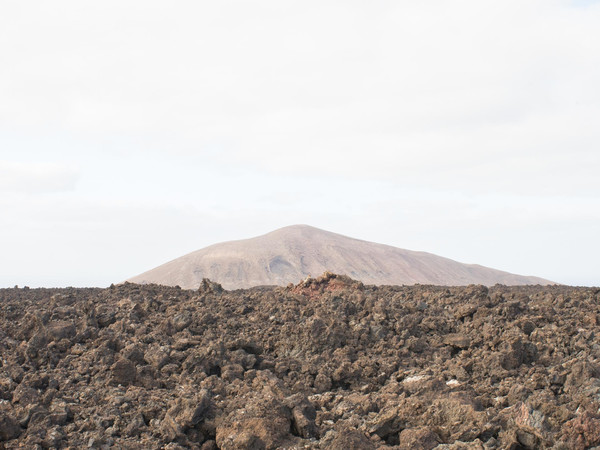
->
[1,273,599,449]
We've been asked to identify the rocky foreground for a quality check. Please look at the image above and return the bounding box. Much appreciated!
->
[1,274,599,449]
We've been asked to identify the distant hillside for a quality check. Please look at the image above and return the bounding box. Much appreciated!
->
[127,225,553,289]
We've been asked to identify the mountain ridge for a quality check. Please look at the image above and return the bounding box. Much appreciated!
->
[127,225,553,289]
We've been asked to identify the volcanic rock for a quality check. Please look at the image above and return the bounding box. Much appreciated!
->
[0,412,21,441]
[0,276,597,448]
[127,225,553,289]
[398,427,442,449]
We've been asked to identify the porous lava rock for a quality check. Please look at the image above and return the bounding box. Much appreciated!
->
[0,273,599,448]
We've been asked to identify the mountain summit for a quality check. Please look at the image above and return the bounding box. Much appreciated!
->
[127,225,552,289]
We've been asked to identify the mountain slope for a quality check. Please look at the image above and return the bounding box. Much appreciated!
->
[127,225,552,289]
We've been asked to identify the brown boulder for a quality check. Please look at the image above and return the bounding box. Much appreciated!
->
[367,405,404,444]
[221,363,245,382]
[564,361,600,393]
[501,338,538,370]
[121,343,146,365]
[285,395,318,439]
[323,426,375,450]
[216,416,290,450]
[46,321,76,341]
[216,394,292,450]
[26,331,48,358]
[513,402,548,439]
[443,333,471,349]
[398,427,441,450]
[110,358,137,386]
[0,412,21,441]
[161,390,211,440]
[424,393,485,442]
[172,311,193,332]
[561,411,600,449]
[123,413,146,437]
[144,346,170,369]
[11,384,40,406]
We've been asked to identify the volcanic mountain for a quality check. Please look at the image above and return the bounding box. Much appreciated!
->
[127,225,552,289]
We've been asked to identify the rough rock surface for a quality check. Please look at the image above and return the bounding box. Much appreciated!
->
[0,273,598,448]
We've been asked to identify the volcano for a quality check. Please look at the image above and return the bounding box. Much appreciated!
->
[127,225,552,289]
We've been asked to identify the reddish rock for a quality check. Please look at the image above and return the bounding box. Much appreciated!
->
[561,412,600,449]
[513,402,548,437]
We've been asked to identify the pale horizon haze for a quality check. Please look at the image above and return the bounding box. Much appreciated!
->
[1,1,599,287]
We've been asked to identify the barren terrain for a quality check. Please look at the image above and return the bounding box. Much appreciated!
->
[128,225,552,289]
[1,274,598,449]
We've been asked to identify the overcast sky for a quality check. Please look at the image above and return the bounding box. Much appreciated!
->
[1,0,599,287]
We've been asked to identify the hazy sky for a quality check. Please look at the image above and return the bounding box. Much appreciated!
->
[1,0,599,287]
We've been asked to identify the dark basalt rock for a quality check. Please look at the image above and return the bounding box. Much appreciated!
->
[0,276,598,448]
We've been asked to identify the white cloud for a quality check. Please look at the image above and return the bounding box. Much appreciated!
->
[0,0,591,196]
[0,161,79,193]
[0,1,599,286]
